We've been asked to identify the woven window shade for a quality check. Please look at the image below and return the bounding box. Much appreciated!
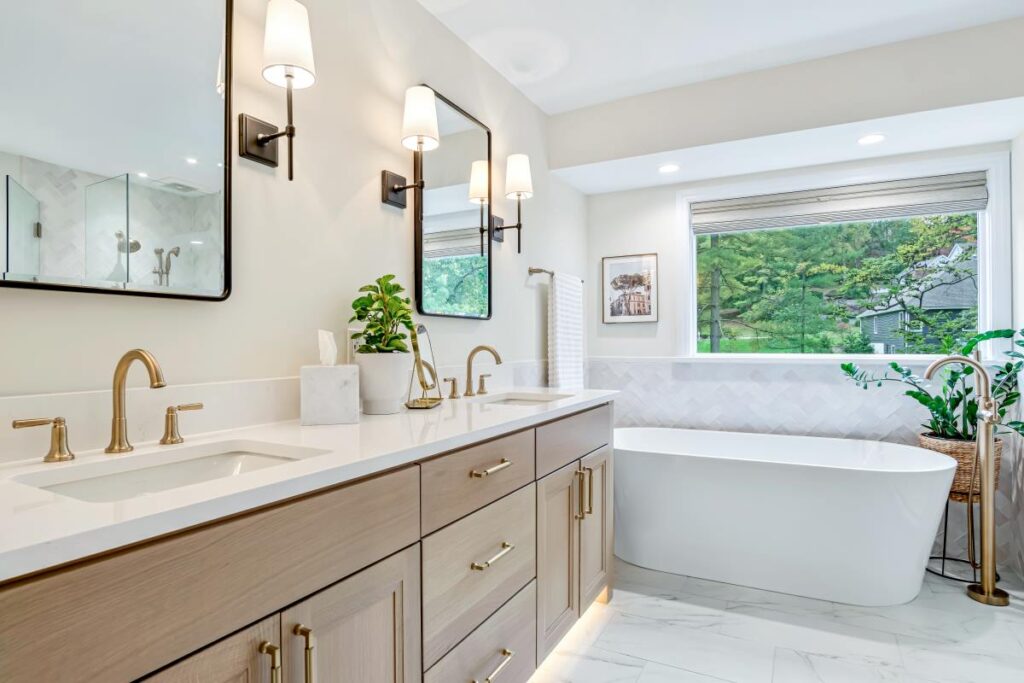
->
[423,227,482,259]
[691,171,988,235]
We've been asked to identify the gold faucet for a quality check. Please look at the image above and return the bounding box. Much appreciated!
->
[924,354,1009,607]
[106,349,166,454]
[464,345,503,397]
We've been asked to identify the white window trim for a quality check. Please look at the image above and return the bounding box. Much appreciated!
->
[679,148,1012,361]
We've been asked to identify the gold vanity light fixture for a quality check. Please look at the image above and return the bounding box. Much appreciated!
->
[469,159,489,255]
[239,0,317,181]
[503,154,533,254]
[382,86,439,209]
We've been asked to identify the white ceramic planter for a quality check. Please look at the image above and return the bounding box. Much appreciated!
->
[353,352,413,415]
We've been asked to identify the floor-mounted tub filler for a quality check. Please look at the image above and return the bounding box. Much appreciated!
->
[614,428,957,606]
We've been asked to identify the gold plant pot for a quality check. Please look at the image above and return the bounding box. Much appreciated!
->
[918,433,1002,501]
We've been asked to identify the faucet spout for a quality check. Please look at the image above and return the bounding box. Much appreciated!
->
[923,355,992,400]
[106,349,166,454]
[464,345,503,397]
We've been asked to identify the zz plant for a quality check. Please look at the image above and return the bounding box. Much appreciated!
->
[841,329,1024,440]
[349,274,415,353]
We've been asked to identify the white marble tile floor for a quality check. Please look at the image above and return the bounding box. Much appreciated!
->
[529,558,1024,683]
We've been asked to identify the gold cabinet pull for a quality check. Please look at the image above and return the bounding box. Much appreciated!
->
[470,458,512,478]
[585,466,595,516]
[471,542,515,570]
[258,641,282,683]
[575,468,586,520]
[474,648,515,683]
[293,624,314,683]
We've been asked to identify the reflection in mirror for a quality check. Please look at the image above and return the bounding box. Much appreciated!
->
[0,0,229,299]
[417,92,491,319]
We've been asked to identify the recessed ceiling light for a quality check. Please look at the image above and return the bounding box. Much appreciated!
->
[190,240,204,246]
[857,133,886,146]
[137,171,148,178]
[185,157,198,165]
[216,162,223,168]
[658,163,680,174]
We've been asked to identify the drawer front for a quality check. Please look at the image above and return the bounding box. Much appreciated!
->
[421,429,535,534]
[0,466,420,683]
[422,484,536,668]
[536,404,612,477]
[425,581,537,683]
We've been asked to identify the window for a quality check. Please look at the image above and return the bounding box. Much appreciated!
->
[692,172,988,355]
[421,227,488,317]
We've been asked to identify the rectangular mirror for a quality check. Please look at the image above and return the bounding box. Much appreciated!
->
[416,89,491,319]
[0,0,231,300]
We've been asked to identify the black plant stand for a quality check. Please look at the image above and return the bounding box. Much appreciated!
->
[927,498,1000,583]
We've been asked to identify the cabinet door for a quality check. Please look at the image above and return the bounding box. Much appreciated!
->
[281,545,421,683]
[580,446,613,608]
[536,459,581,663]
[143,615,280,683]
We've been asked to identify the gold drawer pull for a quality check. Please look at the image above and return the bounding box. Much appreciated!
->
[471,542,515,570]
[474,648,515,683]
[293,624,314,683]
[470,458,512,478]
[575,469,586,520]
[258,641,282,683]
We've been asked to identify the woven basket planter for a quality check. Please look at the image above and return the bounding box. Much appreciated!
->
[918,433,1002,502]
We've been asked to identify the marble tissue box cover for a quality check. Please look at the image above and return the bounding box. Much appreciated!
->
[300,365,360,425]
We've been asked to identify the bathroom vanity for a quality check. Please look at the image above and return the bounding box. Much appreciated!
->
[0,391,614,683]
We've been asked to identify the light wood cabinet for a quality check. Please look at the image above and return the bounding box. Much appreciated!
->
[536,460,581,660]
[580,446,613,607]
[143,616,280,683]
[281,545,421,683]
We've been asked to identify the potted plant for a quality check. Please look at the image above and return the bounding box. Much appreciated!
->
[349,274,415,415]
[841,329,1024,498]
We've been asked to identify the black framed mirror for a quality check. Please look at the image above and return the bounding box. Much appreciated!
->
[414,88,491,319]
[0,0,232,300]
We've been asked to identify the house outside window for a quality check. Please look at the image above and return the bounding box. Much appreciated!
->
[689,164,1007,356]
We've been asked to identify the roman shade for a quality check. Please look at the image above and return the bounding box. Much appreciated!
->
[423,227,481,259]
[690,171,988,235]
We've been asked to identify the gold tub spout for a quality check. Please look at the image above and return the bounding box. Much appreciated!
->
[105,349,166,454]
[924,355,1009,607]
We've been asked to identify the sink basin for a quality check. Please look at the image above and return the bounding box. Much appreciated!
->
[472,391,573,406]
[14,440,330,503]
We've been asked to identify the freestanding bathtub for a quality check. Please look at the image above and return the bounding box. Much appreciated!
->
[614,428,957,606]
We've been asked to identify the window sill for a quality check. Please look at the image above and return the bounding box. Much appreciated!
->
[588,354,949,366]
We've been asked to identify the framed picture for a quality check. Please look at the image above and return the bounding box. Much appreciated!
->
[602,253,658,323]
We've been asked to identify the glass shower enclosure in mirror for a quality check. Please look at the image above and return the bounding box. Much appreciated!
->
[0,0,231,300]
[416,89,492,319]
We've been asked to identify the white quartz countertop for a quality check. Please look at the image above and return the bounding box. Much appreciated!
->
[0,388,616,583]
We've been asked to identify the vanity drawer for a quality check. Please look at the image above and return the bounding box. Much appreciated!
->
[422,483,536,668]
[424,580,537,683]
[536,404,612,477]
[421,428,535,534]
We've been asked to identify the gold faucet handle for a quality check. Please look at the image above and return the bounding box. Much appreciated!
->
[13,417,75,463]
[443,377,460,400]
[160,403,204,445]
[477,373,492,395]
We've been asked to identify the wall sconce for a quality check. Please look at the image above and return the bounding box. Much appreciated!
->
[382,86,439,208]
[469,159,489,255]
[239,0,317,181]
[503,154,533,254]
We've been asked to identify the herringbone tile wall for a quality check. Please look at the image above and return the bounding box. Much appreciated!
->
[588,357,1024,577]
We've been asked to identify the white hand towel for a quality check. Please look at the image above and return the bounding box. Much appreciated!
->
[548,272,585,390]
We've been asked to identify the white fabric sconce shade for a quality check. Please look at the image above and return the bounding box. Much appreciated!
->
[469,160,489,204]
[262,0,317,89]
[505,154,533,199]
[402,86,440,152]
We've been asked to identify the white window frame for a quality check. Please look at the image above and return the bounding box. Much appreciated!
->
[679,148,1012,362]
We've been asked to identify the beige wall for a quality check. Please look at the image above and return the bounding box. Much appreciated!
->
[549,19,1024,170]
[0,0,586,396]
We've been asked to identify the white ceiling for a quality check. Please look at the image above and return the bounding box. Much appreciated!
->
[418,0,1024,114]
[0,0,225,191]
[554,98,1024,195]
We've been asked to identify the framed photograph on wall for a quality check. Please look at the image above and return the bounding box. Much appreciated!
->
[602,253,658,323]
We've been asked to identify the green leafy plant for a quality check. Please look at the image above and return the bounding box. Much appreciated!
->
[841,329,1024,440]
[349,275,415,353]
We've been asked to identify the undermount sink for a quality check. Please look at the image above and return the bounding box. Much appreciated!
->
[14,440,330,503]
[472,391,573,406]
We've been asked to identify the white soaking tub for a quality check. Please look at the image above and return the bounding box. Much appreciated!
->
[614,428,957,606]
